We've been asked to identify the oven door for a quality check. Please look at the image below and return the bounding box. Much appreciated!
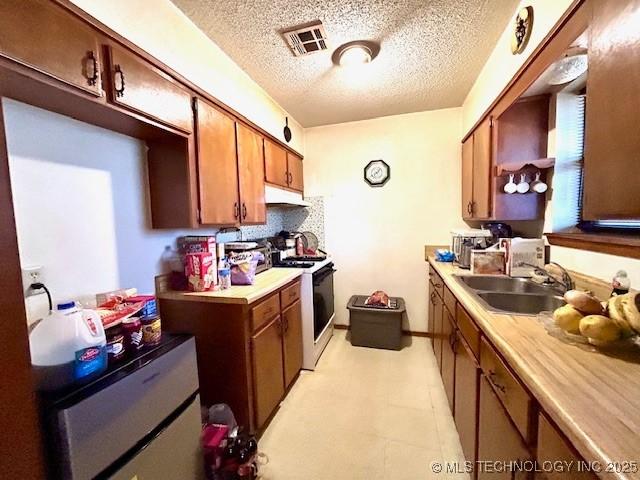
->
[312,263,335,340]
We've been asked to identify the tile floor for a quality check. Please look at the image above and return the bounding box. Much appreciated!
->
[258,330,469,480]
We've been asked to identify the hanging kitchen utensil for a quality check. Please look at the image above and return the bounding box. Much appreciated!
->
[516,173,530,193]
[283,117,292,143]
[504,174,517,194]
[531,171,548,193]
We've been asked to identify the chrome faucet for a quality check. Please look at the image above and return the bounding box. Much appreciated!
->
[517,261,574,293]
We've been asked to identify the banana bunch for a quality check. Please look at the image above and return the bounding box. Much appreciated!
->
[553,290,640,345]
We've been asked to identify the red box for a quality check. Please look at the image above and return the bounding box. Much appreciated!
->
[185,252,216,292]
[178,236,216,255]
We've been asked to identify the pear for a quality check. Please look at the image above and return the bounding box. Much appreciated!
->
[553,304,583,334]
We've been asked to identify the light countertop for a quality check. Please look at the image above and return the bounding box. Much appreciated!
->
[428,257,640,479]
[157,268,303,305]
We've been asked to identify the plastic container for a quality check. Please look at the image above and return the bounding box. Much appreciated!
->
[347,295,406,350]
[29,301,107,390]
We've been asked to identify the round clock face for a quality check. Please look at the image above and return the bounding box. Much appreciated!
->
[512,6,533,54]
[364,160,390,187]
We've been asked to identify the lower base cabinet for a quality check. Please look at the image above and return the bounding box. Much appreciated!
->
[251,316,286,428]
[477,376,532,480]
[454,335,480,473]
[441,307,456,411]
[160,279,302,432]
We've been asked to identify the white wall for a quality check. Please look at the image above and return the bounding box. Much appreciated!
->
[69,0,305,154]
[462,0,640,286]
[462,0,575,133]
[4,100,286,322]
[304,108,464,332]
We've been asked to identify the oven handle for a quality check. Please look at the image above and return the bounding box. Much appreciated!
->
[313,267,336,285]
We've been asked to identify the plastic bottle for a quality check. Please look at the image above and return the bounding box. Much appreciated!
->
[29,301,107,390]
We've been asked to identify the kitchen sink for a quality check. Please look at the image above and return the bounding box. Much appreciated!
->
[453,274,565,315]
[476,292,565,315]
[457,275,556,294]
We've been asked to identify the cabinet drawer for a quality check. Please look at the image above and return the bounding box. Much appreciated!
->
[480,337,534,444]
[457,307,481,360]
[251,294,281,332]
[443,285,456,316]
[280,281,301,310]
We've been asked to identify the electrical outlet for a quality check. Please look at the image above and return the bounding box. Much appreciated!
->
[22,266,44,295]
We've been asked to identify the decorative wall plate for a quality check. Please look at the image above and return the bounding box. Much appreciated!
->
[511,6,534,55]
[364,160,390,187]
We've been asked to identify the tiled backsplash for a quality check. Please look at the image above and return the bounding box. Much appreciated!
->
[215,197,326,249]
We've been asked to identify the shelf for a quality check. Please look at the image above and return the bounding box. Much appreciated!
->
[495,157,555,176]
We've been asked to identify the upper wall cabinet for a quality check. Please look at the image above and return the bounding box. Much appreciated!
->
[0,0,103,97]
[106,45,193,133]
[237,123,266,224]
[582,0,640,220]
[264,139,304,193]
[462,96,549,221]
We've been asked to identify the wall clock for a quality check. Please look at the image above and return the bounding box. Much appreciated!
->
[364,160,390,187]
[511,6,534,55]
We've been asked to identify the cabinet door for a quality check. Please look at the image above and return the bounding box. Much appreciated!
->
[462,135,474,219]
[0,0,102,96]
[251,317,285,428]
[107,45,192,133]
[428,282,436,347]
[264,139,288,188]
[287,152,304,192]
[441,308,456,412]
[194,99,240,225]
[536,413,597,480]
[471,118,492,219]
[282,300,303,389]
[454,336,480,471]
[434,293,444,372]
[478,376,531,480]
[582,0,640,220]
[236,124,266,224]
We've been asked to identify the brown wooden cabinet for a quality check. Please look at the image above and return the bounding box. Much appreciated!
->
[237,124,266,224]
[160,279,303,432]
[264,139,304,193]
[433,293,444,371]
[251,316,286,428]
[454,335,480,474]
[0,0,103,97]
[536,413,597,480]
[462,96,549,221]
[106,45,193,133]
[282,300,303,389]
[441,307,456,412]
[477,376,532,480]
[582,0,640,220]
[194,98,240,225]
[264,138,289,188]
[287,152,304,192]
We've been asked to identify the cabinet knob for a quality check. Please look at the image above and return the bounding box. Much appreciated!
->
[114,65,125,97]
[234,202,240,219]
[86,51,98,86]
[242,203,247,219]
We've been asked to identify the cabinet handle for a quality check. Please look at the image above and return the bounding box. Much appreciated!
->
[285,171,289,185]
[233,202,239,219]
[430,292,436,305]
[488,370,506,394]
[467,201,473,215]
[114,65,125,97]
[86,51,98,86]
[242,203,247,219]
[434,283,442,289]
[288,172,293,185]
[450,332,458,354]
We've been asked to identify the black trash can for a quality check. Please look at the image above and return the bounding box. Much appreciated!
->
[347,295,406,350]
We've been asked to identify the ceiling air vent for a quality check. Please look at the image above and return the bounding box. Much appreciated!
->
[281,21,328,57]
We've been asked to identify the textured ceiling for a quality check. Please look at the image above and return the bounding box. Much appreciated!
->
[171,0,519,127]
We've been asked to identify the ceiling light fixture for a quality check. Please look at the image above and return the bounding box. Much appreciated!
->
[333,41,379,67]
